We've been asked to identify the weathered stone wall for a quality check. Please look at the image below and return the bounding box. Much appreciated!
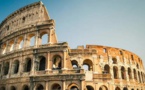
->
[0,1,145,90]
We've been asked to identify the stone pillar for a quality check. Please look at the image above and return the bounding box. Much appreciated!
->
[6,42,9,53]
[125,68,129,81]
[35,31,39,48]
[49,29,53,44]
[118,66,122,79]
[46,52,51,71]
[23,34,28,48]
[46,81,49,90]
[62,49,67,70]
[92,55,97,73]
[62,80,65,90]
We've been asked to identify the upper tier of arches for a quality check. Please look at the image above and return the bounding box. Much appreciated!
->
[0,1,50,40]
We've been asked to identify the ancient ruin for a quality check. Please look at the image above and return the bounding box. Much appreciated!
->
[0,1,145,90]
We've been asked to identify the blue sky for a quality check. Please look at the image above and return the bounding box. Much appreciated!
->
[0,0,145,66]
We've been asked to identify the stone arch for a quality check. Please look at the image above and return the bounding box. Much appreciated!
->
[103,48,107,53]
[113,66,119,79]
[52,55,62,70]
[40,32,49,45]
[24,58,32,72]
[4,62,10,75]
[0,86,6,90]
[36,84,44,90]
[115,87,121,90]
[83,59,93,71]
[9,40,14,51]
[123,87,128,90]
[68,83,79,90]
[17,36,24,49]
[12,60,20,74]
[112,57,117,64]
[86,85,94,90]
[22,85,29,90]
[2,43,6,54]
[133,69,137,80]
[27,34,35,46]
[10,86,16,90]
[38,56,46,71]
[51,83,61,90]
[71,60,79,69]
[121,66,126,79]
[104,64,110,74]
[99,85,108,90]
[128,68,132,79]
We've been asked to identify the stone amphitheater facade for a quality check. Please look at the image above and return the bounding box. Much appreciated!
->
[0,1,145,90]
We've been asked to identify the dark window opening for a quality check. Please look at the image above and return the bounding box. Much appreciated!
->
[13,60,19,74]
[39,56,46,71]
[4,62,9,75]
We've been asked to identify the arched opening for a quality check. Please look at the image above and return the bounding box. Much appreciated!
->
[112,58,117,64]
[133,69,137,80]
[24,58,32,72]
[103,48,107,53]
[2,44,6,54]
[113,66,119,79]
[99,85,108,90]
[83,59,93,71]
[53,55,62,70]
[52,83,61,90]
[136,64,139,69]
[23,85,29,90]
[10,86,16,90]
[17,37,24,49]
[9,40,14,51]
[123,87,128,90]
[71,60,79,69]
[19,40,24,49]
[121,66,126,79]
[128,68,132,79]
[13,60,19,74]
[30,36,35,46]
[0,87,5,90]
[70,86,79,90]
[41,34,48,44]
[36,84,44,90]
[131,89,134,90]
[115,87,121,90]
[104,64,110,74]
[4,62,9,75]
[86,85,94,90]
[39,56,46,71]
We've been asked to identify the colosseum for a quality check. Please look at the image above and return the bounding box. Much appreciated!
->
[0,1,145,90]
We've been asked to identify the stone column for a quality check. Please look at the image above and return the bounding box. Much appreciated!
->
[46,52,51,71]
[92,55,97,73]
[118,66,122,79]
[125,68,129,81]
[6,42,9,53]
[23,34,28,48]
[35,31,39,48]
[62,80,65,90]
[62,49,67,70]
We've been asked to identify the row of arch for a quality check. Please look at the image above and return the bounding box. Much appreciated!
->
[1,84,142,90]
[0,55,63,76]
[71,59,145,83]
[1,33,49,54]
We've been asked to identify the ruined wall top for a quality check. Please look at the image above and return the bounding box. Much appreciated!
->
[0,1,52,40]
